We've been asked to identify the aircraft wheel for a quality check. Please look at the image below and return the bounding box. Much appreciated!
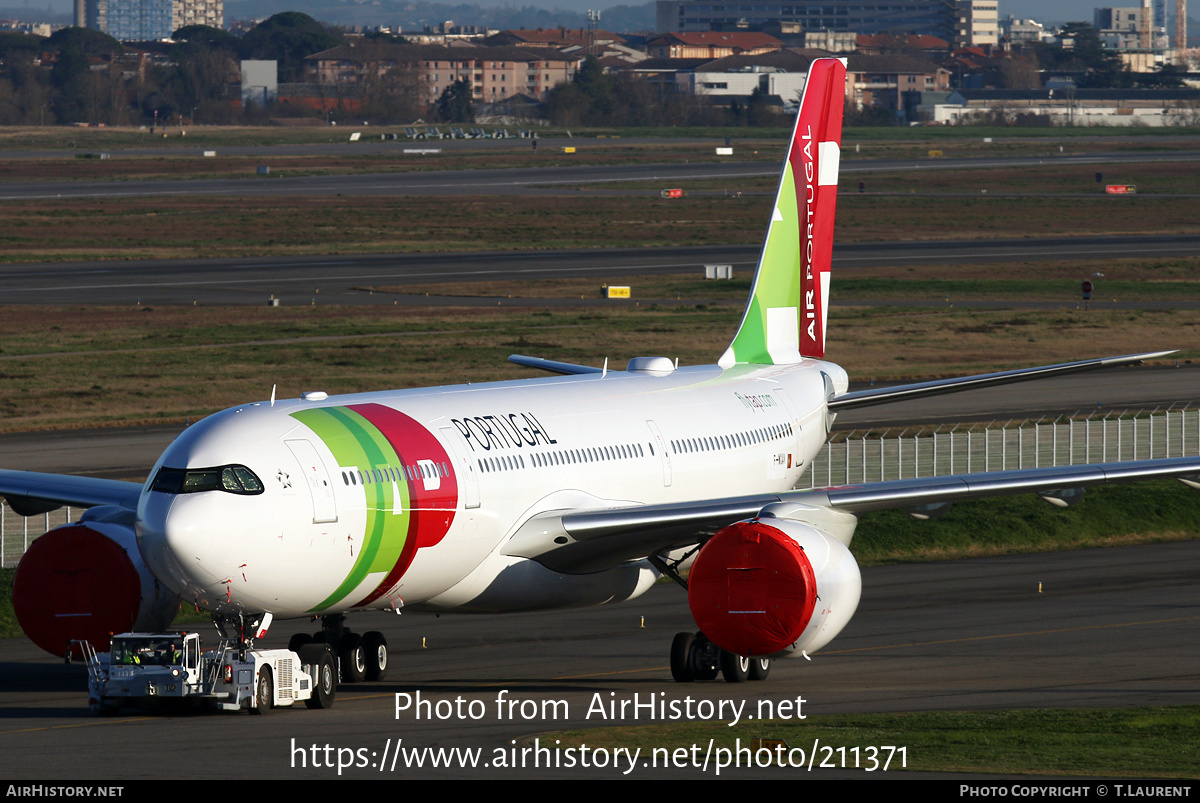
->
[749,657,771,681]
[670,632,695,682]
[251,668,272,715]
[720,651,750,683]
[339,633,367,683]
[300,644,336,709]
[288,633,311,653]
[364,631,388,681]
[692,634,720,680]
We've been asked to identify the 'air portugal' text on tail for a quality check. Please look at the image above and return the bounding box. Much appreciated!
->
[720,57,845,368]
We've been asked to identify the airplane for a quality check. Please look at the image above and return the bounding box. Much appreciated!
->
[5,58,1199,686]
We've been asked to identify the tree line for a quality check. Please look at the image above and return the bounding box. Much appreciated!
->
[0,12,344,125]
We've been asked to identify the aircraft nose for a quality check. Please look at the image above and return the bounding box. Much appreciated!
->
[137,492,223,601]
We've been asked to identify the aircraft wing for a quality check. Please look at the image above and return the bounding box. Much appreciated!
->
[504,455,1200,574]
[829,351,1174,410]
[0,470,142,514]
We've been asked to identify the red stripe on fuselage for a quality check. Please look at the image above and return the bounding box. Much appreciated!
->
[348,403,459,607]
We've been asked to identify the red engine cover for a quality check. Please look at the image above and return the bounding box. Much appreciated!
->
[688,520,818,656]
[13,525,143,659]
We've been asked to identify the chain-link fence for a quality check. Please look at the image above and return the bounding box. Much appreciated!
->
[804,405,1199,489]
[2,506,76,568]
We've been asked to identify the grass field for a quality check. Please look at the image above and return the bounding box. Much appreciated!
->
[1,189,1197,263]
[1,146,1196,263]
[548,706,1200,777]
[0,299,1195,432]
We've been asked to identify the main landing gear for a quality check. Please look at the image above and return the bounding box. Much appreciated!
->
[288,614,388,683]
[670,631,771,683]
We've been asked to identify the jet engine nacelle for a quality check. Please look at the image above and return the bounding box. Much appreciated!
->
[687,516,861,658]
[13,508,176,659]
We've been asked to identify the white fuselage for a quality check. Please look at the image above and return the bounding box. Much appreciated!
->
[136,358,845,622]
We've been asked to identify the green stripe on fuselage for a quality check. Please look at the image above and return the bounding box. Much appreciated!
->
[291,407,412,611]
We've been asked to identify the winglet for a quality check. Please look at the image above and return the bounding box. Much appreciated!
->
[720,57,846,368]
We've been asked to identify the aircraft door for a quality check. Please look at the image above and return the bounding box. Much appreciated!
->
[285,439,338,524]
[439,427,480,509]
[646,420,672,487]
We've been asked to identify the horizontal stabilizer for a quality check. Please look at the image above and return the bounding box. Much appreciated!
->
[829,351,1175,411]
[508,354,604,376]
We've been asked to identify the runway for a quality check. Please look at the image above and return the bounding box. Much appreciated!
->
[0,150,1196,200]
[2,234,1199,307]
[1,541,1196,778]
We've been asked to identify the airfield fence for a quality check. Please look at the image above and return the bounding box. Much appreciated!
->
[801,404,1200,489]
[3,406,1199,568]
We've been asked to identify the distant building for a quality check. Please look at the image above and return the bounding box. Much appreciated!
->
[1096,6,1149,50]
[1001,16,1046,44]
[678,49,821,109]
[855,33,951,57]
[845,52,951,114]
[482,29,626,49]
[626,47,950,122]
[646,32,783,59]
[303,43,578,107]
[935,87,1200,126]
[75,0,223,41]
[803,30,856,52]
[656,0,958,40]
[956,0,998,47]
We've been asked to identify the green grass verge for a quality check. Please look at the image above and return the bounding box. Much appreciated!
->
[549,706,1200,777]
[0,566,16,637]
[852,479,1200,564]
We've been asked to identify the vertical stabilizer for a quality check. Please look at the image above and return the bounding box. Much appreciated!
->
[719,58,845,368]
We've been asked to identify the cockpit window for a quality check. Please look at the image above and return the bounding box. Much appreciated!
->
[151,465,264,496]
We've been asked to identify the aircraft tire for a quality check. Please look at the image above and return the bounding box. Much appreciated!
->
[339,633,367,683]
[670,632,695,682]
[288,633,311,653]
[692,634,720,680]
[300,644,336,709]
[364,631,388,681]
[720,651,750,683]
[749,657,771,681]
[251,668,272,715]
